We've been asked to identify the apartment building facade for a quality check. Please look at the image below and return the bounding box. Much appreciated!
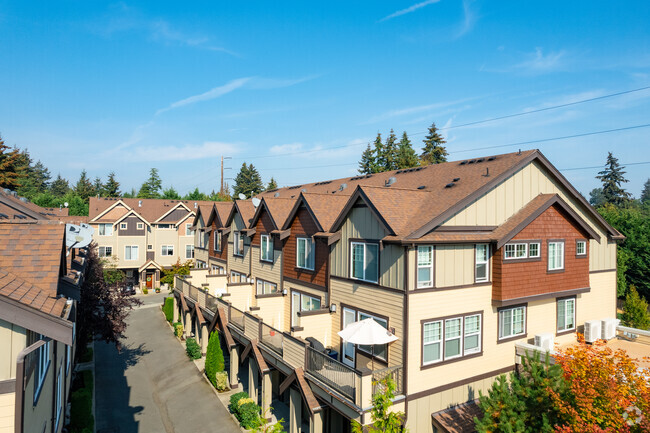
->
[178,149,624,433]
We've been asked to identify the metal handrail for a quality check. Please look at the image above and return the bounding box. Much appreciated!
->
[305,347,356,401]
[372,365,404,395]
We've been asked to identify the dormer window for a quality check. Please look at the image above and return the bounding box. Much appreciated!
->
[233,231,244,256]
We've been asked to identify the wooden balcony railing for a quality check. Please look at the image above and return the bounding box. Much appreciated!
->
[372,365,404,396]
[305,346,357,401]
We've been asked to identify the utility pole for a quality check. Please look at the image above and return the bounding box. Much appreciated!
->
[220,156,232,196]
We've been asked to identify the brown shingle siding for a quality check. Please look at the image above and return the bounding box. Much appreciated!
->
[284,206,328,288]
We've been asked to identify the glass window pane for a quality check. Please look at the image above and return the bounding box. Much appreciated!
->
[445,318,461,338]
[365,244,379,282]
[297,239,305,268]
[423,342,440,363]
[476,263,486,281]
[465,315,480,334]
[513,308,524,334]
[418,246,432,266]
[352,244,364,279]
[445,339,460,358]
[418,268,431,287]
[464,335,479,352]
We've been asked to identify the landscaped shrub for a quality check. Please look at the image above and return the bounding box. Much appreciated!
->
[205,331,225,388]
[173,322,183,338]
[69,370,95,433]
[236,401,262,430]
[229,391,249,413]
[143,287,149,294]
[79,347,93,363]
[185,337,201,359]
[215,372,229,391]
[163,297,174,323]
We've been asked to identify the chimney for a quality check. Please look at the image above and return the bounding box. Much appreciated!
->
[138,200,142,207]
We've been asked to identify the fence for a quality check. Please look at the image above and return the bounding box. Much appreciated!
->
[230,306,245,330]
[188,284,198,301]
[616,325,650,346]
[372,365,404,396]
[305,346,356,401]
[260,323,283,356]
[206,293,218,314]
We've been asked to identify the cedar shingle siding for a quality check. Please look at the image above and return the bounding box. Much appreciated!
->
[284,206,328,288]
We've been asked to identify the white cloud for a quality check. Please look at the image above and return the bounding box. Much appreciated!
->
[269,143,303,154]
[363,96,479,124]
[128,141,241,162]
[455,0,477,38]
[379,0,442,22]
[156,78,252,115]
[516,48,567,73]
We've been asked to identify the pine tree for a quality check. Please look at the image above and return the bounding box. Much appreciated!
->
[420,122,448,165]
[382,129,399,171]
[184,188,207,200]
[640,179,650,205]
[596,152,630,206]
[122,188,137,198]
[358,143,377,174]
[93,176,104,197]
[16,156,51,200]
[396,132,419,169]
[589,188,606,207]
[372,133,385,171]
[232,163,263,199]
[50,174,70,197]
[74,170,95,202]
[0,136,24,190]
[104,172,121,197]
[162,186,181,200]
[621,286,650,330]
[266,177,278,191]
[138,168,162,199]
[205,331,225,388]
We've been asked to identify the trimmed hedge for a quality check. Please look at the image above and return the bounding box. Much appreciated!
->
[229,391,249,413]
[163,297,174,323]
[205,331,225,388]
[228,391,261,430]
[173,322,183,338]
[185,337,201,359]
[69,370,94,433]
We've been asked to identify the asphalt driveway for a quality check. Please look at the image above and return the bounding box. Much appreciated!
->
[95,291,240,433]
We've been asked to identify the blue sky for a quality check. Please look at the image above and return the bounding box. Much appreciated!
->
[1,1,649,197]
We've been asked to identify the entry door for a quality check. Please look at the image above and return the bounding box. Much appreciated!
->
[341,308,356,367]
[146,273,153,288]
[291,292,300,327]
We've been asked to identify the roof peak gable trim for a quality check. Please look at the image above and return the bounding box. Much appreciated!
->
[113,209,151,227]
[90,199,132,222]
[250,199,278,231]
[154,201,192,223]
[281,193,323,232]
[225,200,251,228]
[330,186,395,235]
[205,204,222,228]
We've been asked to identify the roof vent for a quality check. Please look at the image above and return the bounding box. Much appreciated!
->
[301,189,307,193]
[445,183,456,188]
[416,167,424,171]
[488,156,496,161]
[417,185,426,190]
[138,200,142,207]
[274,192,280,198]
[459,160,468,165]
[396,170,403,174]
[467,159,476,164]
[14,214,26,219]
[194,202,197,209]
[476,158,485,163]
[453,177,460,182]
[339,183,348,191]
[385,177,397,187]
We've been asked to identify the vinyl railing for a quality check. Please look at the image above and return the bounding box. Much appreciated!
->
[616,325,650,346]
[188,284,199,301]
[230,306,245,330]
[260,323,283,356]
[372,365,404,396]
[305,346,357,401]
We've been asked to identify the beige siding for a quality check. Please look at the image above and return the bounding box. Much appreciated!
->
[0,392,14,433]
[434,245,476,288]
[282,281,328,333]
[584,270,617,320]
[293,313,333,348]
[228,284,254,312]
[228,213,250,276]
[380,244,405,290]
[0,320,26,381]
[330,278,404,368]
[441,160,616,271]
[255,296,285,331]
[250,246,282,286]
[116,235,147,268]
[282,337,306,368]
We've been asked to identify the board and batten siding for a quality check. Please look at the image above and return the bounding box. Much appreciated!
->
[331,202,404,290]
[0,319,26,380]
[0,391,15,433]
[250,246,283,286]
[440,160,616,271]
[228,212,250,276]
[434,245,477,288]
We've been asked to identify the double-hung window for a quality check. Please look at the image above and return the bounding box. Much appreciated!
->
[260,234,273,262]
[98,246,112,257]
[350,242,379,283]
[186,244,194,259]
[161,245,174,256]
[475,244,489,282]
[548,241,565,271]
[417,246,433,288]
[422,321,442,364]
[185,223,193,236]
[124,245,138,261]
[423,312,482,366]
[576,240,587,256]
[256,279,278,295]
[215,232,221,252]
[296,237,315,270]
[98,223,113,236]
[557,298,576,332]
[498,306,526,340]
[233,231,244,256]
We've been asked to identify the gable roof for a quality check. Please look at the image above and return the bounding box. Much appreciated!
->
[0,190,69,220]
[206,202,231,228]
[191,203,213,229]
[225,199,257,228]
[283,193,350,232]
[0,268,68,317]
[250,197,296,231]
[89,197,214,225]
[154,201,192,223]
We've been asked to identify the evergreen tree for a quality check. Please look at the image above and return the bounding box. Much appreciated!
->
[138,168,162,199]
[205,331,225,388]
[162,186,181,200]
[0,136,24,190]
[420,122,448,165]
[382,129,398,171]
[396,131,419,169]
[266,177,278,191]
[358,143,377,174]
[93,176,104,197]
[232,163,263,199]
[50,174,70,197]
[588,187,606,207]
[621,286,650,330]
[184,188,208,201]
[596,152,630,206]
[208,190,231,202]
[640,179,650,205]
[74,170,95,202]
[17,157,51,200]
[104,172,121,197]
[122,188,137,198]
[372,133,385,171]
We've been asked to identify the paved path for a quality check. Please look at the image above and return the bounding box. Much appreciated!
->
[95,292,241,433]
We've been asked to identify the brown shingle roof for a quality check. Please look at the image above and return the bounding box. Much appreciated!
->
[233,200,256,228]
[255,197,296,229]
[214,202,233,227]
[89,197,215,223]
[431,400,482,433]
[299,193,350,232]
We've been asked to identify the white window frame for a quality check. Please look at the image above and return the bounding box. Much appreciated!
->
[296,237,315,270]
[185,223,193,236]
[98,223,113,236]
[557,298,576,332]
[98,246,112,257]
[417,245,434,288]
[528,242,541,258]
[161,245,174,256]
[464,314,481,355]
[260,234,273,262]
[233,231,244,256]
[124,245,138,261]
[120,222,127,230]
[475,244,489,283]
[548,241,565,271]
[422,320,442,365]
[214,231,221,252]
[576,240,587,256]
[444,317,463,360]
[136,222,144,230]
[186,244,194,259]
[34,337,50,403]
[504,242,529,260]
[256,279,278,295]
[357,311,388,360]
[350,241,379,283]
[498,306,526,340]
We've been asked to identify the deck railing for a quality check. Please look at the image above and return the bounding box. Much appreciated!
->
[616,325,650,346]
[206,292,219,313]
[188,284,198,301]
[230,306,245,330]
[372,365,404,395]
[260,323,283,356]
[305,346,357,401]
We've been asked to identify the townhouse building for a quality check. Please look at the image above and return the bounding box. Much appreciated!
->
[177,149,635,433]
[88,197,214,290]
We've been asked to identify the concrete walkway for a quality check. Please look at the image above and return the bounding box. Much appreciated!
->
[95,292,241,433]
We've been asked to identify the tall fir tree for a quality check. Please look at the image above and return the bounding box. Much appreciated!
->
[383,129,398,171]
[589,188,606,207]
[596,152,630,206]
[420,122,448,165]
[93,176,103,197]
[17,157,51,200]
[266,177,278,190]
[74,170,95,202]
[161,186,181,200]
[0,136,24,190]
[396,131,419,169]
[372,133,385,171]
[104,172,121,197]
[232,163,263,199]
[358,143,377,174]
[640,178,650,205]
[183,188,207,200]
[50,174,70,197]
[137,168,162,199]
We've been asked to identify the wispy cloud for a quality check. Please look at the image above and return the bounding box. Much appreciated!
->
[128,141,241,162]
[363,96,479,124]
[156,78,251,115]
[269,143,303,154]
[379,0,441,22]
[455,0,477,38]
[515,48,567,73]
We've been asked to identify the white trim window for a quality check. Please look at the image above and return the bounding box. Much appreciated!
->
[504,243,527,259]
[350,242,379,283]
[98,223,113,236]
[185,244,194,259]
[296,237,315,270]
[34,336,50,403]
[137,222,144,230]
[464,314,481,355]
[576,240,587,256]
[98,246,112,257]
[214,232,221,252]
[475,244,489,282]
[256,279,278,295]
[548,241,565,270]
[231,270,246,283]
[161,245,174,256]
[158,224,172,229]
[528,242,541,258]
[185,223,193,236]
[124,245,138,261]
[444,318,463,360]
[417,246,434,288]
[233,231,244,256]
[498,306,526,340]
[120,222,128,230]
[557,298,576,332]
[422,320,442,364]
[260,234,273,262]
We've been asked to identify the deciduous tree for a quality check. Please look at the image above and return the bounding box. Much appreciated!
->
[0,136,24,189]
[352,376,408,433]
[160,259,193,288]
[162,186,181,200]
[420,122,448,165]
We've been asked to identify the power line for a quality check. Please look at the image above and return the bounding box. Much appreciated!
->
[561,160,650,171]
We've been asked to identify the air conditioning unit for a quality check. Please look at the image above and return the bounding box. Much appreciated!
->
[601,318,618,340]
[534,333,554,351]
[584,320,602,343]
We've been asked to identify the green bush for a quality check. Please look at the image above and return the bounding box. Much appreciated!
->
[185,337,201,359]
[229,391,249,413]
[163,297,174,323]
[143,287,149,294]
[79,347,93,363]
[69,371,95,433]
[173,322,184,338]
[215,372,229,391]
[237,401,262,429]
[205,331,225,388]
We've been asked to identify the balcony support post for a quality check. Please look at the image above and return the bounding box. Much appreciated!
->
[184,311,192,338]
[249,358,259,404]
[289,387,301,433]
[262,372,272,418]
[172,296,179,323]
[310,410,324,433]
[201,324,209,356]
[229,346,239,388]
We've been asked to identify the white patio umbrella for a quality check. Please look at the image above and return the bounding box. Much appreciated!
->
[338,318,398,371]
